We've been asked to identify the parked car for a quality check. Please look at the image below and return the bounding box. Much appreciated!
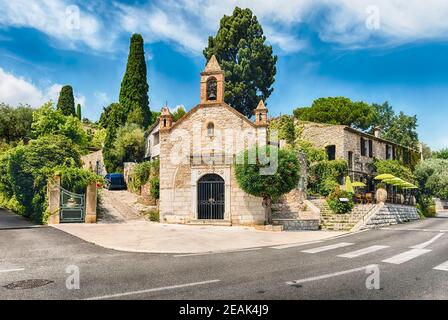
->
[104,173,127,190]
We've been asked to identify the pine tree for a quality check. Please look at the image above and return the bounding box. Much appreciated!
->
[56,85,76,116]
[119,34,151,128]
[204,7,277,118]
[76,104,82,120]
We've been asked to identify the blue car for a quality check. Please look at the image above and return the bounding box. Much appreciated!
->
[104,173,127,190]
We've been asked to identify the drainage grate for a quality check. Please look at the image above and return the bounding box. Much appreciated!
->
[3,279,53,290]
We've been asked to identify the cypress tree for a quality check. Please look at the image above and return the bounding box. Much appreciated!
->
[56,85,76,116]
[76,104,82,120]
[119,34,151,128]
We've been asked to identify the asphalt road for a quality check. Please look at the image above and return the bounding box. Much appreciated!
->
[1,209,448,300]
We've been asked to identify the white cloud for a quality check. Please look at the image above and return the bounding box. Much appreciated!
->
[0,67,85,107]
[114,0,448,54]
[0,0,115,51]
[2,0,448,54]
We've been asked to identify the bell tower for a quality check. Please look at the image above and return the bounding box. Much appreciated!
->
[159,106,173,132]
[254,100,268,126]
[200,55,225,104]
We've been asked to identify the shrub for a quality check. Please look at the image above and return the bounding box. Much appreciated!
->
[129,161,152,193]
[308,160,348,196]
[327,188,354,214]
[0,135,81,223]
[55,165,101,194]
[31,102,88,149]
[374,159,415,182]
[235,145,300,223]
[146,209,159,222]
[150,176,160,199]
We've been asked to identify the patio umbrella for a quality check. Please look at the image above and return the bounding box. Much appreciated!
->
[352,181,366,187]
[374,173,396,181]
[345,176,355,194]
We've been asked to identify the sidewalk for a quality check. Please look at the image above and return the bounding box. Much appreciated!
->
[52,221,347,254]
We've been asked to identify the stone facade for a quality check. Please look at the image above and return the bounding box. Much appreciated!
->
[298,121,420,177]
[158,55,267,226]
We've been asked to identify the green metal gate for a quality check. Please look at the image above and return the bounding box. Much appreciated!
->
[60,187,85,223]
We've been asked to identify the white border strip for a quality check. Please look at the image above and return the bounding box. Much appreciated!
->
[84,279,221,300]
[0,268,24,273]
[287,265,377,285]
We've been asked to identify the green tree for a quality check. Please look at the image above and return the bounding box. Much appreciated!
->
[235,145,300,224]
[105,123,145,172]
[0,103,34,142]
[421,143,432,160]
[76,104,82,121]
[172,106,186,122]
[415,159,448,216]
[0,135,81,223]
[371,102,419,149]
[374,159,415,182]
[382,112,419,149]
[31,102,88,149]
[294,97,377,131]
[433,148,448,160]
[56,85,76,116]
[372,102,395,133]
[119,34,151,128]
[203,7,277,118]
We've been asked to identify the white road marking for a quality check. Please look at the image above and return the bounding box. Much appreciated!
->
[174,248,261,257]
[410,233,445,249]
[286,265,378,286]
[0,268,24,273]
[301,242,354,254]
[84,279,221,300]
[337,245,389,258]
[382,248,431,264]
[270,240,323,250]
[433,260,448,271]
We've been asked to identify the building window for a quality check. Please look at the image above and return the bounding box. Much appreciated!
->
[153,132,159,146]
[206,77,217,101]
[361,137,373,158]
[207,122,214,136]
[326,145,336,161]
[386,145,394,160]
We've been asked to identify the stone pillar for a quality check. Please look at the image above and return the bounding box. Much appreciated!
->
[47,175,61,224]
[85,182,97,223]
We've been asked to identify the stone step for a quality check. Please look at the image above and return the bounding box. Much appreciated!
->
[188,220,232,226]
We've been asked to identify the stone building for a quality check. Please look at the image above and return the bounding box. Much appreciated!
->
[151,55,269,225]
[298,121,421,189]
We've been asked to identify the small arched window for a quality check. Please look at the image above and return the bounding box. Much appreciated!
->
[206,77,217,101]
[207,122,214,136]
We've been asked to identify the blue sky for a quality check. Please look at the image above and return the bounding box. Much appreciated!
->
[0,0,447,150]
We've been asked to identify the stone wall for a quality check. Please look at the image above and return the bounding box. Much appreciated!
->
[362,204,420,229]
[159,103,265,225]
[298,122,346,159]
[273,219,320,231]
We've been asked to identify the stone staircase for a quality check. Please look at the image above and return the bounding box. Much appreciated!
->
[272,190,320,231]
[309,198,376,231]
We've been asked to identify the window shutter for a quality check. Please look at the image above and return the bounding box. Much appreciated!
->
[369,140,373,158]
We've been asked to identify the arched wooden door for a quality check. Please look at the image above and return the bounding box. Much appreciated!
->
[197,174,224,219]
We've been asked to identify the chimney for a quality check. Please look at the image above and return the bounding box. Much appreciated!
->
[373,127,382,138]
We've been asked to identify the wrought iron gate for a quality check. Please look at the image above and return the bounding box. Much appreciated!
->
[60,187,85,223]
[197,174,225,219]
